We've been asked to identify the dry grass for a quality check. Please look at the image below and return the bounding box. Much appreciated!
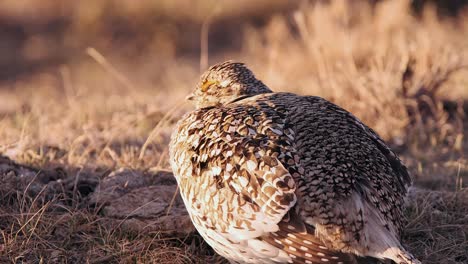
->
[0,192,219,263]
[0,0,467,263]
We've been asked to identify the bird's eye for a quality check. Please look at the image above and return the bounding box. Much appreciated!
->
[201,80,216,92]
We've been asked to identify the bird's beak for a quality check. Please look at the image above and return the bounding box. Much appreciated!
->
[185,93,195,101]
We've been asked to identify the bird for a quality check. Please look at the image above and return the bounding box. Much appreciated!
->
[169,61,420,264]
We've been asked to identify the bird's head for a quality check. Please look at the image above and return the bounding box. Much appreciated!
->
[186,61,272,109]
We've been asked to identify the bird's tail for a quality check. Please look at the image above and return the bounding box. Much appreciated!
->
[380,246,421,264]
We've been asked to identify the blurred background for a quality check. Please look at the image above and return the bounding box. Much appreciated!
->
[0,0,467,263]
[1,0,468,79]
[0,0,467,78]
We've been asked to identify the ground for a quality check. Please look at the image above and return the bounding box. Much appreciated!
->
[0,1,467,263]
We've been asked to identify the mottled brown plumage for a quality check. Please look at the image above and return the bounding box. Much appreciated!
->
[169,61,420,264]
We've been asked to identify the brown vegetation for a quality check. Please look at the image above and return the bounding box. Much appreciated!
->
[0,0,467,263]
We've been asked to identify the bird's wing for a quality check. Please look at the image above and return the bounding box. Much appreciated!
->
[281,95,414,260]
[170,103,298,241]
